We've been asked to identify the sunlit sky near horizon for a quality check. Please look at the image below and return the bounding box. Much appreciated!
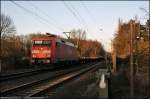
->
[1,1,149,52]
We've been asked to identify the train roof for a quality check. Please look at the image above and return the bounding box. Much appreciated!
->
[56,38,75,47]
[31,33,75,47]
[31,33,57,40]
[31,37,51,40]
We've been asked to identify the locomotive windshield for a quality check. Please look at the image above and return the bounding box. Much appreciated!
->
[32,40,51,46]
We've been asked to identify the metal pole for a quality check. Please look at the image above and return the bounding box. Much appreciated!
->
[130,21,134,98]
[112,41,116,72]
[136,22,140,73]
[63,32,71,39]
[105,51,107,67]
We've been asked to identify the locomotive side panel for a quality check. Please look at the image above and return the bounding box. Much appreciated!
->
[50,38,56,63]
[55,42,79,63]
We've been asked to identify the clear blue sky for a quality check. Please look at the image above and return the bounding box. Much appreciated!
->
[1,1,149,51]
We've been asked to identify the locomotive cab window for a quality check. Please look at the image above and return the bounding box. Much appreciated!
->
[32,40,51,46]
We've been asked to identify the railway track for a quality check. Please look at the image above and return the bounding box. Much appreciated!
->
[0,63,90,93]
[1,62,102,97]
[0,66,54,81]
[1,62,92,81]
[0,62,97,93]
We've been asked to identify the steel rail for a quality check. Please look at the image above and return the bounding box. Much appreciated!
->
[0,66,54,81]
[1,62,101,97]
[29,63,101,97]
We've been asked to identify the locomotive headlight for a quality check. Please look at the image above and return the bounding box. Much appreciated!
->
[32,54,36,58]
[32,50,40,53]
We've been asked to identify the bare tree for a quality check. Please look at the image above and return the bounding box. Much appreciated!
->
[1,14,17,71]
[70,29,86,40]
[68,29,105,57]
[69,29,86,47]
[0,14,16,38]
[68,29,86,56]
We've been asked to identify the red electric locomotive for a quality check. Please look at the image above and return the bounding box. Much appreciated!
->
[31,33,79,64]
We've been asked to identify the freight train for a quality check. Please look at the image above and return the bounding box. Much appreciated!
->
[31,33,79,64]
[31,33,104,65]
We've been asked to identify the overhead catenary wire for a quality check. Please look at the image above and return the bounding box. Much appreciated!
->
[11,1,64,32]
[63,1,108,44]
[63,1,86,30]
[80,1,102,32]
[29,1,67,31]
[68,2,89,31]
[80,1,111,49]
[10,1,49,28]
[10,1,56,33]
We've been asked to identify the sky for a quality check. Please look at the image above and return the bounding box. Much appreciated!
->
[1,1,149,52]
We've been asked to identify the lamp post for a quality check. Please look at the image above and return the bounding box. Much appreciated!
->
[135,36,140,73]
[130,21,134,98]
[105,51,108,68]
